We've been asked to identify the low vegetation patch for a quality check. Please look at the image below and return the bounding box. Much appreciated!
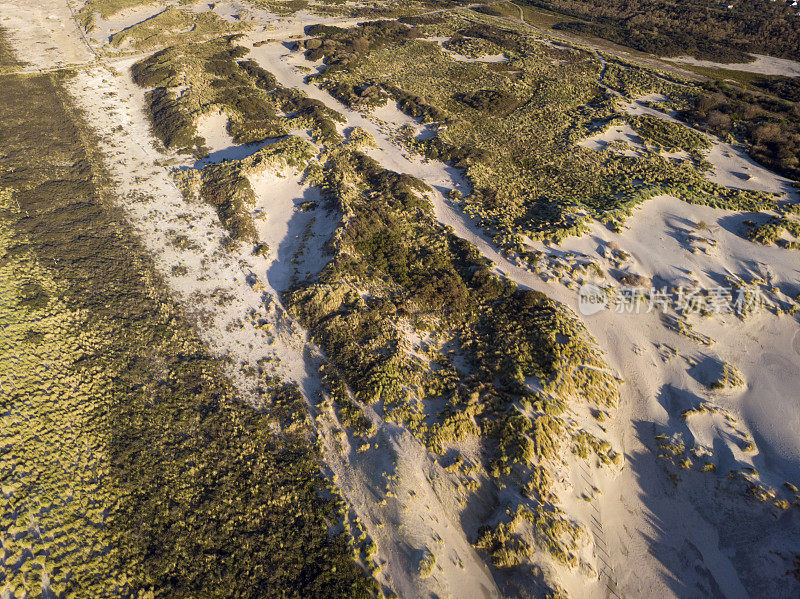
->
[628,114,712,153]
[710,362,746,390]
[303,14,781,252]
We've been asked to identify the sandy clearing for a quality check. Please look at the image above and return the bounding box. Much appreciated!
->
[251,169,333,290]
[195,109,234,152]
[533,193,800,597]
[664,53,800,77]
[577,122,643,156]
[706,141,800,199]
[0,0,94,69]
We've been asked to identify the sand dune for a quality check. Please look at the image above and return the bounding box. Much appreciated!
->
[4,2,799,597]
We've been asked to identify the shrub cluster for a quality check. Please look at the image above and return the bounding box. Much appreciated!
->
[682,83,800,181]
[534,0,800,62]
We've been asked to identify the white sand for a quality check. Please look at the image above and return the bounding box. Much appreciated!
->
[577,122,643,156]
[5,3,800,596]
[665,53,800,77]
[195,109,233,152]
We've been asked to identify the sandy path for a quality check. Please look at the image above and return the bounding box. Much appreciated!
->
[664,54,800,77]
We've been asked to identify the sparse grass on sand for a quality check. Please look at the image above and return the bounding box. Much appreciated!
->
[0,61,374,598]
[78,0,160,31]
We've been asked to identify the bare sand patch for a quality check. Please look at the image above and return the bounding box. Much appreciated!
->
[665,54,800,77]
[577,122,643,156]
[0,0,94,68]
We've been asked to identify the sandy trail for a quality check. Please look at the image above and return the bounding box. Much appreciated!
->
[664,53,800,77]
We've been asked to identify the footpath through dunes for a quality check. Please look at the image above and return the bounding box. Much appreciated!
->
[0,53,375,599]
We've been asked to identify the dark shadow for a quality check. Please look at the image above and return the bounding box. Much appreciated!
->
[686,354,723,388]
[655,383,704,446]
[192,136,284,169]
[266,185,328,295]
[716,210,775,240]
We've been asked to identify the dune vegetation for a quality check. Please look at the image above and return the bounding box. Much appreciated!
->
[127,24,623,583]
[301,15,781,253]
[5,0,798,592]
[0,64,374,597]
[132,36,344,154]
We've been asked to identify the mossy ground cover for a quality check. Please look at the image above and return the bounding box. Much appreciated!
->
[303,15,780,251]
[0,64,374,597]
